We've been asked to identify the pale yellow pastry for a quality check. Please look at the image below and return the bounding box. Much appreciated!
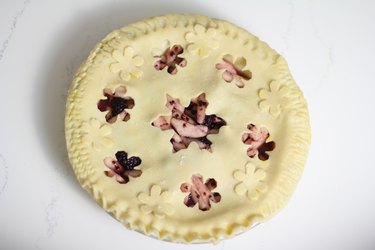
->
[65,14,311,243]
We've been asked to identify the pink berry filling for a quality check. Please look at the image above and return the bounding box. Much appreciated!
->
[242,123,276,161]
[215,57,252,88]
[154,44,187,74]
[180,174,221,211]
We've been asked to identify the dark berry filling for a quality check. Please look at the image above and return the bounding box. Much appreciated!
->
[115,151,128,167]
[115,151,142,170]
[110,97,129,116]
[97,86,135,124]
[126,156,142,170]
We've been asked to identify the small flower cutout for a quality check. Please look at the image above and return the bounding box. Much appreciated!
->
[153,40,187,74]
[233,162,268,201]
[152,93,226,153]
[152,40,171,57]
[110,46,144,81]
[242,123,276,161]
[258,81,289,116]
[82,118,114,151]
[185,24,219,58]
[103,151,142,184]
[180,174,221,211]
[215,55,252,88]
[97,85,134,124]
[138,185,174,218]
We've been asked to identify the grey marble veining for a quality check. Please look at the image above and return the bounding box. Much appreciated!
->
[0,154,9,197]
[0,0,31,62]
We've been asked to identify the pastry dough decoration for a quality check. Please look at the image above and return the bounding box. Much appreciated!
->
[185,24,219,58]
[138,185,174,218]
[233,162,268,200]
[110,46,144,81]
[258,80,289,117]
[82,118,114,151]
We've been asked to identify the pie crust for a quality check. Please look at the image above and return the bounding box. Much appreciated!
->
[65,14,311,243]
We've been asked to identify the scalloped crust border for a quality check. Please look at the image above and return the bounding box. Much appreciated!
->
[65,14,311,243]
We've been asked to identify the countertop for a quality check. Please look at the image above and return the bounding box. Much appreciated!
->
[1,0,374,249]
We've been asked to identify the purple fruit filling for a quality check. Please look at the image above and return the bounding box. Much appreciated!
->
[180,174,221,211]
[152,93,226,153]
[97,86,134,124]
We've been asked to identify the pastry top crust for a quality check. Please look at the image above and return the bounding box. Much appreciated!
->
[65,14,311,243]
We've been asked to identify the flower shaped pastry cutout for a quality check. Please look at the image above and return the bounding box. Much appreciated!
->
[152,40,171,57]
[242,123,276,161]
[180,174,221,211]
[82,118,114,151]
[153,43,187,74]
[233,162,268,201]
[185,24,219,58]
[215,54,252,88]
[138,185,174,218]
[258,81,289,116]
[152,93,226,153]
[97,86,134,124]
[103,151,142,184]
[109,46,144,81]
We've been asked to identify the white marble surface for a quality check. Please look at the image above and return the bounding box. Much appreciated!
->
[1,0,374,249]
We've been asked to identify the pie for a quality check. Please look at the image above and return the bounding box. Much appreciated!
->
[65,14,311,243]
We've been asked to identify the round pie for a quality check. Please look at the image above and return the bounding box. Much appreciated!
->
[65,14,311,243]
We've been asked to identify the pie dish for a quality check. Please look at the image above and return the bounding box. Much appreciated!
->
[65,14,311,243]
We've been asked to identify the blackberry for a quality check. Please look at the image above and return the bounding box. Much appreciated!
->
[198,100,207,107]
[185,102,197,115]
[212,192,221,202]
[110,97,128,116]
[115,151,128,167]
[97,99,109,112]
[205,178,217,190]
[203,115,215,129]
[126,156,142,169]
[185,193,196,207]
[203,115,226,130]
